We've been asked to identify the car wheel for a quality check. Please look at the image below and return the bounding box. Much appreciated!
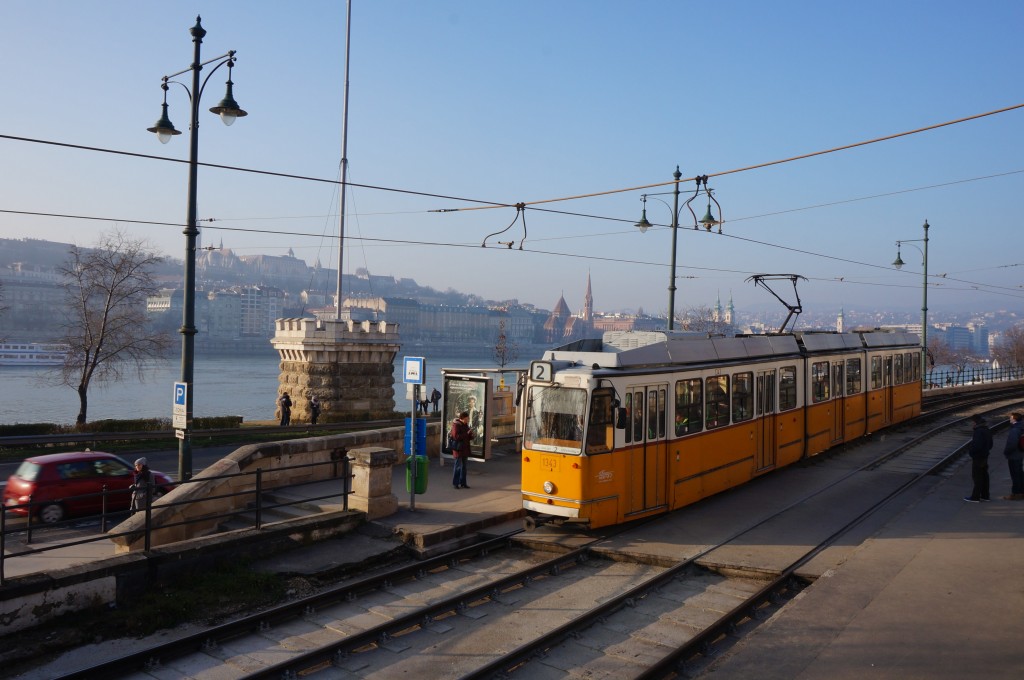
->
[39,503,65,524]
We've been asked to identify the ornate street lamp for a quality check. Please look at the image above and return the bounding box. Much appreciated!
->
[148,16,247,481]
[635,168,722,330]
[892,220,930,384]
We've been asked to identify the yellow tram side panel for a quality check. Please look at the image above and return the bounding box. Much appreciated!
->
[843,394,868,441]
[892,382,922,422]
[670,426,757,511]
[804,400,835,456]
[774,409,807,467]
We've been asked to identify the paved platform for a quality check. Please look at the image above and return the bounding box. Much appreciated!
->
[700,456,1024,678]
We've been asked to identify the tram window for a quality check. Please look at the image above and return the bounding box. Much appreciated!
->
[632,390,644,442]
[760,371,777,414]
[624,393,633,444]
[811,361,830,403]
[647,390,659,439]
[674,379,703,436]
[706,375,729,429]
[732,372,753,422]
[894,354,904,384]
[779,366,797,411]
[832,363,844,399]
[523,385,587,454]
[904,352,914,382]
[658,388,667,438]
[912,352,921,382]
[846,358,862,395]
[884,356,893,386]
[586,389,614,454]
[871,357,883,389]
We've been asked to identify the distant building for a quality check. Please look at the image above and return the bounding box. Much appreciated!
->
[239,286,284,337]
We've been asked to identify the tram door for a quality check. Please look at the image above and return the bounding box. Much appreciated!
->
[831,361,845,444]
[755,370,777,470]
[627,385,667,514]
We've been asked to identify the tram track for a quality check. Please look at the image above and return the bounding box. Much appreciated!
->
[36,389,1024,679]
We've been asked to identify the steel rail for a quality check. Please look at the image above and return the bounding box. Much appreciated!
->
[55,530,523,680]
[463,401,1024,679]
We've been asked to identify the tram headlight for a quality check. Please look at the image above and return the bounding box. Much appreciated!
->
[543,481,556,495]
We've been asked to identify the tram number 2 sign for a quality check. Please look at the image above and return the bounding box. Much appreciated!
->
[531,361,553,383]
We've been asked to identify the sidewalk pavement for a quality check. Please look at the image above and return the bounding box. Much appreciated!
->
[702,455,1024,679]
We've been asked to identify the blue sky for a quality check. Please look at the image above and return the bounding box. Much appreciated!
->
[1,1,1022,320]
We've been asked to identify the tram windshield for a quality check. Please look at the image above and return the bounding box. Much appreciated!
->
[524,385,587,454]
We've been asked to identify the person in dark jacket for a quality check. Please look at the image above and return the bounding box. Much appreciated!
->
[309,395,321,425]
[278,392,292,427]
[450,410,474,489]
[129,457,153,515]
[1002,412,1024,500]
[963,414,993,502]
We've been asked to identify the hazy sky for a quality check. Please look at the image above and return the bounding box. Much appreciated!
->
[2,1,1022,319]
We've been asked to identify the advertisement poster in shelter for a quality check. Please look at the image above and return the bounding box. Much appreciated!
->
[443,375,491,460]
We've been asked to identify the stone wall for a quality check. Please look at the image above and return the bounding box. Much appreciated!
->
[108,423,442,552]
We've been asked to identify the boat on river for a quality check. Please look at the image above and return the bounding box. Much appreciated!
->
[0,342,69,366]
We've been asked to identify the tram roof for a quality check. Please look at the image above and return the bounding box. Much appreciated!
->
[542,329,920,370]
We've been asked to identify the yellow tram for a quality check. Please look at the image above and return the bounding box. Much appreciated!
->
[520,329,922,530]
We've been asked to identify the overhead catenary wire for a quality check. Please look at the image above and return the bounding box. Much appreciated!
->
[3,102,1024,301]
[429,102,1024,212]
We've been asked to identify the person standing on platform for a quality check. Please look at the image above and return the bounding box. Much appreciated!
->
[963,414,992,502]
[1002,411,1024,500]
[430,387,441,415]
[278,392,292,427]
[129,457,152,515]
[309,395,321,425]
[450,410,474,489]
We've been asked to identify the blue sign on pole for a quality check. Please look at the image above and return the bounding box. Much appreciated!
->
[174,382,187,407]
[403,356,425,384]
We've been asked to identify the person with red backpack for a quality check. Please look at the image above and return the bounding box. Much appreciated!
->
[1001,412,1024,500]
[450,410,474,489]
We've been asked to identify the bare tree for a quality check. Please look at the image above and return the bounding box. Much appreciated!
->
[493,319,519,369]
[55,230,170,425]
[992,324,1024,371]
[927,336,973,384]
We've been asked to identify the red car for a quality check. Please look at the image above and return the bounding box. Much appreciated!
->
[3,451,175,524]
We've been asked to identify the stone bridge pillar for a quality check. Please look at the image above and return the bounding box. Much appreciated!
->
[271,318,401,423]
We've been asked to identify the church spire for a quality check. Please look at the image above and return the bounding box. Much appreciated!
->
[583,271,593,322]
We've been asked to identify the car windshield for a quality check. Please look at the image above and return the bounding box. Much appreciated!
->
[14,461,42,482]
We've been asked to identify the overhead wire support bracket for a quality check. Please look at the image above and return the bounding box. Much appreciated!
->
[481,203,527,249]
[746,274,808,334]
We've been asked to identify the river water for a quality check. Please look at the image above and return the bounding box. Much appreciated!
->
[0,352,529,426]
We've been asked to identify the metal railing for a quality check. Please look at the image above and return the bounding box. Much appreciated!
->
[0,456,353,584]
[0,416,421,449]
[924,365,1024,390]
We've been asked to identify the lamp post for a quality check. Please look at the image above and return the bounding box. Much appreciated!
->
[635,167,721,330]
[892,219,930,384]
[148,16,247,481]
